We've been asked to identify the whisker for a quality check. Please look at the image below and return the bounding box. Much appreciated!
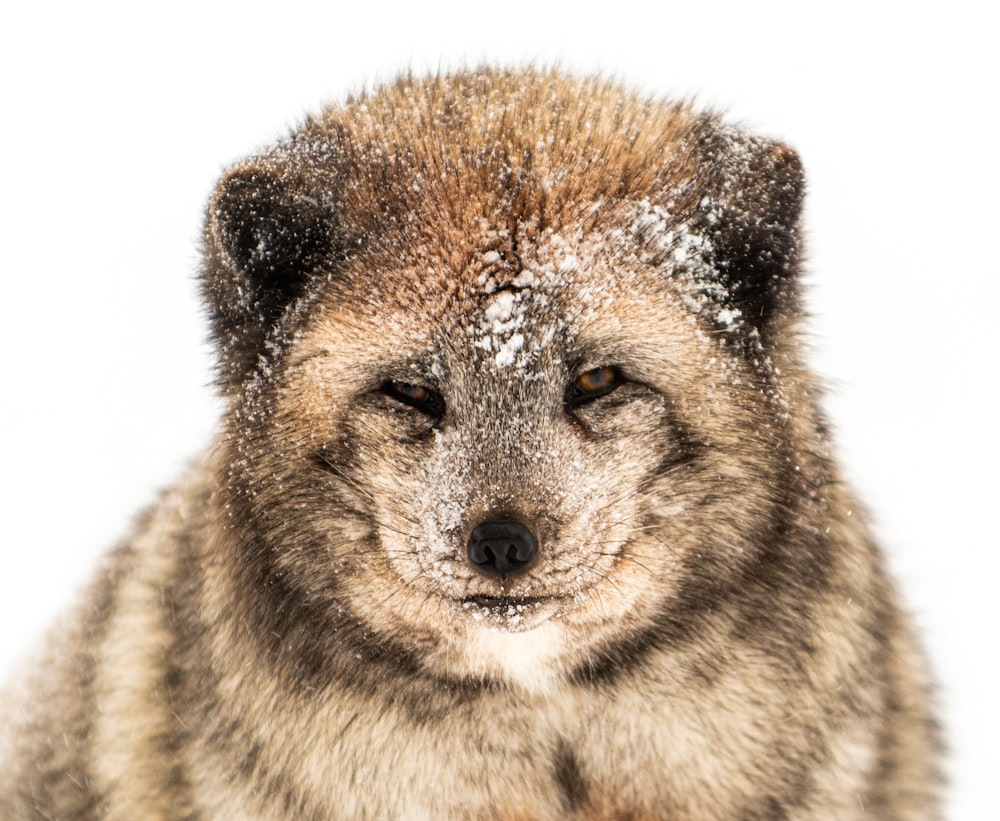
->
[312,450,424,530]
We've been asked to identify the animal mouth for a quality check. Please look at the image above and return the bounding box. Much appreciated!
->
[461,595,547,617]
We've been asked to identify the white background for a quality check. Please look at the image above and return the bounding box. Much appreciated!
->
[1,2,995,816]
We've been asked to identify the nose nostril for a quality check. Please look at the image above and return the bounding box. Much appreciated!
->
[467,521,538,578]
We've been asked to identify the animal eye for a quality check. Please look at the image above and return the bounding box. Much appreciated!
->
[566,366,623,408]
[381,381,445,418]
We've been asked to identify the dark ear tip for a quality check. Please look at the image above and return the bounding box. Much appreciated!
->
[764,141,802,173]
[208,164,286,275]
[746,140,805,210]
[207,160,334,300]
[210,167,262,227]
[765,141,805,204]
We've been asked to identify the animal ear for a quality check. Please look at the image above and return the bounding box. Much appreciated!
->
[203,163,335,387]
[697,137,806,337]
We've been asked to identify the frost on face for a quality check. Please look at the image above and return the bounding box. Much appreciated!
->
[463,229,596,378]
[467,243,564,372]
[413,426,471,563]
[475,290,527,368]
[623,198,743,333]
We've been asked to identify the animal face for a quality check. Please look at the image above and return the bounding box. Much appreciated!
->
[223,212,790,691]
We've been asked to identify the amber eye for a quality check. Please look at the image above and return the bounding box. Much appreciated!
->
[381,381,445,418]
[566,366,623,408]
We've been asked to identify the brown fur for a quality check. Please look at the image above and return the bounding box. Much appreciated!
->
[1,69,940,819]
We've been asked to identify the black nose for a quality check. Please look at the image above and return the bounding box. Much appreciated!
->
[467,520,538,578]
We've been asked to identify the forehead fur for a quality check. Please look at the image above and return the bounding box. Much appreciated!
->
[301,70,707,274]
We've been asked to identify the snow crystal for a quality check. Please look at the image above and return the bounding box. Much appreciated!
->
[484,291,517,326]
[493,332,524,367]
[510,269,536,289]
[557,254,579,274]
[472,288,532,369]
[716,307,743,328]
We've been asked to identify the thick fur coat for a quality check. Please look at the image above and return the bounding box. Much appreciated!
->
[0,70,940,819]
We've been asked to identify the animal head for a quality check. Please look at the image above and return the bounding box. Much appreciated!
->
[201,70,809,692]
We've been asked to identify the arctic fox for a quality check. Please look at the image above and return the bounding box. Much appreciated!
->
[0,70,940,819]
